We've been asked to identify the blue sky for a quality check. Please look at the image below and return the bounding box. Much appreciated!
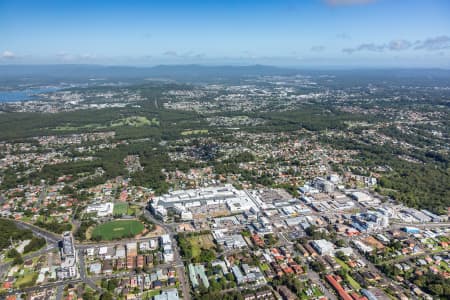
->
[1,0,449,67]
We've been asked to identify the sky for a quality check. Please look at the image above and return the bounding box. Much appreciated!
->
[1,0,450,68]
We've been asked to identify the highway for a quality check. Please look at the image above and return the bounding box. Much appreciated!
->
[12,219,60,244]
[8,211,449,299]
[0,218,60,279]
[2,215,193,299]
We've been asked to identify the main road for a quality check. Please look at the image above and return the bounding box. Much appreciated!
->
[0,218,59,279]
[2,212,192,299]
[143,209,191,300]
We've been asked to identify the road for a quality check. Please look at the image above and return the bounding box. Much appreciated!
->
[377,249,450,266]
[0,218,59,279]
[390,222,450,229]
[75,236,157,250]
[4,279,82,296]
[36,184,47,210]
[305,267,337,300]
[2,215,192,298]
[143,209,191,300]
[55,284,64,300]
[0,245,57,283]
[12,219,60,244]
[78,249,103,293]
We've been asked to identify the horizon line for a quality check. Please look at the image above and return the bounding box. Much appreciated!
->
[1,63,450,71]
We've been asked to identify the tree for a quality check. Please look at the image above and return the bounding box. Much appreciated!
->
[13,255,24,266]
[225,272,235,282]
[100,292,114,300]
[335,250,347,262]
[335,239,347,247]
[107,278,118,291]
[310,260,326,273]
[82,291,95,300]
[265,234,277,246]
[24,236,46,253]
[429,284,443,296]
[7,248,23,265]
[208,278,221,292]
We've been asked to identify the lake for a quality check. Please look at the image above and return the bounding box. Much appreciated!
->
[0,87,60,102]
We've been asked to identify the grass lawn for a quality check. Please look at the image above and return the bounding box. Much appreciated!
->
[181,129,209,136]
[52,116,159,132]
[260,263,270,271]
[142,290,162,299]
[127,205,140,216]
[92,220,144,240]
[53,123,107,131]
[335,257,351,272]
[187,234,215,259]
[111,116,153,127]
[345,274,361,291]
[113,203,128,216]
[440,261,450,272]
[300,286,323,300]
[15,272,38,288]
[312,286,323,297]
[150,117,160,126]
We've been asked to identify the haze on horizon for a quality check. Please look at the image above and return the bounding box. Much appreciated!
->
[1,0,450,68]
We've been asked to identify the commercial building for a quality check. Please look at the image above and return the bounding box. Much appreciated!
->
[188,264,209,289]
[351,212,389,233]
[311,239,335,256]
[150,185,258,220]
[351,192,372,203]
[402,227,420,234]
[57,232,77,279]
[212,230,247,249]
[154,289,180,300]
[86,202,114,217]
[160,234,174,262]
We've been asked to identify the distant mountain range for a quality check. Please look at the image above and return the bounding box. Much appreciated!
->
[0,64,299,81]
[1,64,450,83]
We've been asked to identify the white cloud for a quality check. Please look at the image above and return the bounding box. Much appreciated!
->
[388,40,412,51]
[343,43,385,54]
[1,50,16,59]
[414,35,450,51]
[343,36,450,54]
[162,51,206,59]
[56,52,96,61]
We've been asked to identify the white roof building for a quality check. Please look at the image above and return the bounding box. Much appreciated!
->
[311,239,335,255]
[98,246,108,256]
[351,192,372,202]
[154,289,180,300]
[86,202,114,217]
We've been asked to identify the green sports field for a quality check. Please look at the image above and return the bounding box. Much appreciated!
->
[91,220,144,240]
[113,203,128,216]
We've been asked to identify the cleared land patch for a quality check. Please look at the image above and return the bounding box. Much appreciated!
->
[186,234,215,258]
[111,116,158,127]
[52,116,159,131]
[181,129,209,136]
